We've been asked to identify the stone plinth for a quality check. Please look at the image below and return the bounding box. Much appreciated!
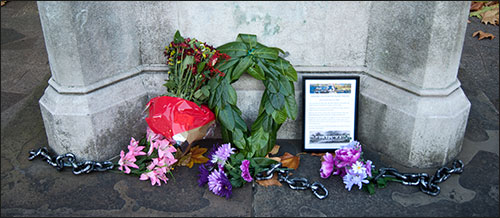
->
[37,1,471,167]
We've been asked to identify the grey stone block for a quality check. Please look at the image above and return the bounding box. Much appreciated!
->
[358,75,471,167]
[366,1,470,94]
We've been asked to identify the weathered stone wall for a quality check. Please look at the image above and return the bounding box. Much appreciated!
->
[37,1,471,167]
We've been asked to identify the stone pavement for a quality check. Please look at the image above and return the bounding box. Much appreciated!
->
[1,1,498,217]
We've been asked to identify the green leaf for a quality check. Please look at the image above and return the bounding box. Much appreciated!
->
[470,4,499,19]
[232,128,246,150]
[201,85,210,97]
[246,65,266,80]
[233,109,248,131]
[217,41,248,58]
[265,81,278,94]
[377,178,387,188]
[250,128,270,152]
[365,183,376,195]
[253,47,279,60]
[174,30,184,43]
[197,62,206,74]
[193,89,203,98]
[272,107,288,124]
[181,55,194,71]
[278,76,293,96]
[272,58,297,82]
[284,95,298,120]
[226,84,238,105]
[251,157,278,168]
[256,59,277,80]
[236,34,257,49]
[269,93,285,110]
[231,56,253,82]
[216,58,239,72]
[230,177,244,188]
[219,104,235,130]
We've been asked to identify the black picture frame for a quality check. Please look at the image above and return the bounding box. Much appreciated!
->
[302,75,360,153]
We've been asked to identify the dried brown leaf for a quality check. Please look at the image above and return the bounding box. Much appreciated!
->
[467,20,471,23]
[481,7,499,25]
[472,30,496,40]
[256,173,282,187]
[485,1,499,6]
[280,152,300,170]
[310,152,326,157]
[471,2,485,11]
[269,145,280,155]
[1,1,6,7]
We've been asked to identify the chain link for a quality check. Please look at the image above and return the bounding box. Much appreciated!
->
[372,160,464,196]
[256,163,329,200]
[28,147,115,175]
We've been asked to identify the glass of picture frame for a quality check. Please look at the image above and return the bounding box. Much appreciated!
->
[302,76,360,152]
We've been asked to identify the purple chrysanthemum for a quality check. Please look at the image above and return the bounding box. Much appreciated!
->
[198,163,211,187]
[211,143,235,167]
[208,169,232,199]
[240,159,253,182]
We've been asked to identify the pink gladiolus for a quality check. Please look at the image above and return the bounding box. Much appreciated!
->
[128,137,146,156]
[147,126,165,143]
[320,152,335,178]
[118,150,139,174]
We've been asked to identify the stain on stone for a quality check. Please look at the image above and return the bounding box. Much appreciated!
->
[299,206,327,217]
[1,28,26,45]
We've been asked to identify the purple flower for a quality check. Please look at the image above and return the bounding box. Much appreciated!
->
[208,169,232,199]
[320,152,335,178]
[240,160,253,182]
[334,147,361,168]
[341,140,361,150]
[365,160,373,177]
[198,163,211,187]
[343,169,369,191]
[211,143,235,167]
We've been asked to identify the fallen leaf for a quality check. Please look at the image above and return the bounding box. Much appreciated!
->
[255,173,282,187]
[467,20,471,23]
[190,145,209,163]
[0,1,6,7]
[280,152,300,170]
[481,7,499,25]
[269,145,280,155]
[486,1,499,6]
[470,4,499,19]
[265,154,282,162]
[310,152,326,157]
[177,152,192,167]
[470,1,485,11]
[472,30,496,40]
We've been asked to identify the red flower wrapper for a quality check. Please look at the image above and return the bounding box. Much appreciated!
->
[145,96,215,148]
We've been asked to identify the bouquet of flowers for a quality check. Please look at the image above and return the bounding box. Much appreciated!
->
[116,30,232,186]
[319,141,396,194]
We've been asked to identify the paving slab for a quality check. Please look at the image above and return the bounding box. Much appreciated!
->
[1,1,499,217]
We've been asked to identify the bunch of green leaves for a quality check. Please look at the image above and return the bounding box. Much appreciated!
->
[362,169,402,195]
[205,33,298,160]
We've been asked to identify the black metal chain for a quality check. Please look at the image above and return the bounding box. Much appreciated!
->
[255,163,329,200]
[28,147,114,175]
[372,159,464,196]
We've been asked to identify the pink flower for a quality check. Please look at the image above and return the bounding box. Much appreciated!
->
[139,158,170,186]
[240,160,253,182]
[156,140,177,161]
[147,126,165,143]
[320,152,335,178]
[118,150,139,174]
[139,167,169,186]
[334,147,361,168]
[127,137,146,156]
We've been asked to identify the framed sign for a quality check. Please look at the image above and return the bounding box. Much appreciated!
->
[302,76,359,152]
